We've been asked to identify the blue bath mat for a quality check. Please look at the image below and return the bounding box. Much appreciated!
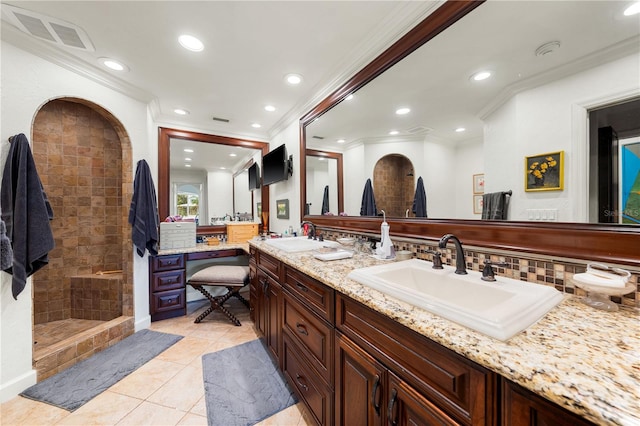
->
[20,329,183,411]
[202,339,298,425]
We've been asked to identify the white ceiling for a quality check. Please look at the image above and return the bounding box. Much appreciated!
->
[1,0,437,142]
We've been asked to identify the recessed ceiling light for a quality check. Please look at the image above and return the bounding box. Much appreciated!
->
[470,71,492,81]
[455,127,466,133]
[264,105,276,112]
[389,130,399,135]
[220,167,226,170]
[345,94,354,101]
[624,1,640,16]
[178,34,204,52]
[184,157,192,161]
[395,107,411,115]
[184,148,194,153]
[284,73,303,85]
[318,157,325,161]
[251,123,261,128]
[174,108,189,115]
[337,139,345,144]
[185,164,191,168]
[99,57,128,72]
[229,153,237,157]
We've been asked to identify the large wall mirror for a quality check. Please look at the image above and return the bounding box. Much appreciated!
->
[299,0,640,264]
[158,127,270,233]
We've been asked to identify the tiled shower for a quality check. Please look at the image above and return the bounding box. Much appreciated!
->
[30,98,135,380]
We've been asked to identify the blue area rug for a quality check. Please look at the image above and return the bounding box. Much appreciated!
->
[202,339,297,426]
[20,329,183,411]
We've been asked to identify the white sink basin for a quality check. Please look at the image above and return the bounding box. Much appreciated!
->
[263,236,340,253]
[347,259,564,341]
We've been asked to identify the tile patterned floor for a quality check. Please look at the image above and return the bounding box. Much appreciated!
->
[1,299,313,426]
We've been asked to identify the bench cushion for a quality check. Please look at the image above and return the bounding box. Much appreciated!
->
[188,265,249,287]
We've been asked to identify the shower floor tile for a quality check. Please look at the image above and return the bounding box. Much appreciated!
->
[34,319,105,353]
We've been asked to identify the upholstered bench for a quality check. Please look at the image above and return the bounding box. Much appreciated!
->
[187,265,250,326]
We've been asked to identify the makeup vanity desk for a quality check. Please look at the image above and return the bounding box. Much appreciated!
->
[149,243,250,321]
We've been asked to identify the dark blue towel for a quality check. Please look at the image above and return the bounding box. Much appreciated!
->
[321,185,330,214]
[412,176,427,218]
[360,178,377,216]
[128,160,159,257]
[1,134,55,299]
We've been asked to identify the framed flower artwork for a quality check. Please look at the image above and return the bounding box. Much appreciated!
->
[525,151,564,192]
[473,173,484,194]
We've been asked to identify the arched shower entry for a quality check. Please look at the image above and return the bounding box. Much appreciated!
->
[30,97,134,381]
[373,154,416,217]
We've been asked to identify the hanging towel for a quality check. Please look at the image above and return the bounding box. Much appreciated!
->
[482,191,510,220]
[321,185,330,214]
[412,176,428,218]
[128,160,159,257]
[360,178,378,216]
[1,133,55,299]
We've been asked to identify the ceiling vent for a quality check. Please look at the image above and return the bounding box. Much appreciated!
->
[405,126,433,135]
[2,4,94,51]
[212,116,230,123]
[312,135,325,140]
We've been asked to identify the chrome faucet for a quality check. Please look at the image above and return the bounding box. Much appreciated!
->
[301,221,316,239]
[438,234,467,275]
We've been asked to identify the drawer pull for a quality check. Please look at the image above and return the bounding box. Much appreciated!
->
[295,283,308,292]
[371,374,381,415]
[387,388,398,426]
[295,323,308,336]
[295,374,309,392]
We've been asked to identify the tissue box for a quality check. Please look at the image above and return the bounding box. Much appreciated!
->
[160,222,196,250]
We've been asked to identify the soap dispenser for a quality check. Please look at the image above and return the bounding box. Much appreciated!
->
[377,210,395,259]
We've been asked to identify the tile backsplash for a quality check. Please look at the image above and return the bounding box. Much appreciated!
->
[321,229,639,309]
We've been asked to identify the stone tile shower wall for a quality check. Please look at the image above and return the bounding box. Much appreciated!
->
[32,100,123,324]
[373,155,415,217]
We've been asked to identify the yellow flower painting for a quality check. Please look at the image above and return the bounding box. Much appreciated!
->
[525,151,564,191]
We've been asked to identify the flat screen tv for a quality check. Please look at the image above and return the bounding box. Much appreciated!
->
[262,144,291,185]
[248,162,260,190]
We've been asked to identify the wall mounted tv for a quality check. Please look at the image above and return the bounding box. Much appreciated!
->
[248,162,260,190]
[262,143,293,186]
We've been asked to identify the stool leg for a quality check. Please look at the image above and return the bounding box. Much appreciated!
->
[190,284,242,326]
[229,285,250,309]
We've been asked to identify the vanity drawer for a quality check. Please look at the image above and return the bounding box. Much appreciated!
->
[257,250,281,280]
[283,290,333,384]
[151,269,185,292]
[336,293,496,425]
[283,334,333,426]
[151,289,185,314]
[186,249,244,261]
[284,266,334,323]
[151,254,185,271]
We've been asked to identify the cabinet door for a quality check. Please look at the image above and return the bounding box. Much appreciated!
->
[254,268,268,337]
[335,333,385,426]
[502,380,596,426]
[387,371,459,426]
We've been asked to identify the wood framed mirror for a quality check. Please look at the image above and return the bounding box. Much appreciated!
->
[158,127,270,235]
[298,0,640,265]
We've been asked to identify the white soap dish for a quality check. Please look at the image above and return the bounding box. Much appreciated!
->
[313,249,354,261]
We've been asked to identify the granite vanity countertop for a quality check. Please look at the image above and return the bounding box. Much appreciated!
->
[158,242,249,256]
[250,240,640,426]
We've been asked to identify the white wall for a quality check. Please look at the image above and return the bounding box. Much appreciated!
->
[484,53,640,222]
[0,42,151,402]
[208,170,233,219]
[454,137,484,219]
[266,122,300,233]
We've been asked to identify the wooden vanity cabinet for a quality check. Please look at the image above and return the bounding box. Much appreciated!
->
[502,379,596,426]
[149,254,186,321]
[336,293,498,426]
